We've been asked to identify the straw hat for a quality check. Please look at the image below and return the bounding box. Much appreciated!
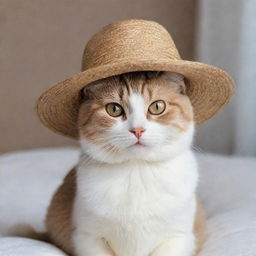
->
[36,19,234,139]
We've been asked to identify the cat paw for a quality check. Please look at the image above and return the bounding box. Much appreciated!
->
[150,236,195,256]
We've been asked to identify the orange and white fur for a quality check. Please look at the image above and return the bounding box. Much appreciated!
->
[46,71,205,256]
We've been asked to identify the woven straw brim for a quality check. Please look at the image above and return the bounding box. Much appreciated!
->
[36,58,234,139]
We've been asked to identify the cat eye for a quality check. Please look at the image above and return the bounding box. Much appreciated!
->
[106,103,124,117]
[148,100,166,115]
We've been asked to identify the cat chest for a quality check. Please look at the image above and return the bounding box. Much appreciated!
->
[74,164,196,256]
[76,165,189,224]
[76,172,180,255]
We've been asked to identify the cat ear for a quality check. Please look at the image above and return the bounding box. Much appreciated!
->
[161,72,186,95]
[81,80,104,101]
[81,87,91,101]
[80,83,96,101]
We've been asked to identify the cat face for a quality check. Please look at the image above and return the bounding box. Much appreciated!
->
[78,72,194,163]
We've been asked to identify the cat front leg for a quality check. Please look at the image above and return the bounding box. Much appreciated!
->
[73,231,114,256]
[150,233,195,256]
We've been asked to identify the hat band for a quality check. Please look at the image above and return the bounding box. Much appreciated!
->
[82,53,181,70]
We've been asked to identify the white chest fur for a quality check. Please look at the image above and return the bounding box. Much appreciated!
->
[73,150,198,256]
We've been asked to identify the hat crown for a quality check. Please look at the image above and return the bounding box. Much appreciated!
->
[82,19,181,71]
[36,19,234,139]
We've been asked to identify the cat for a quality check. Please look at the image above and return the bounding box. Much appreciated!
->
[46,71,206,256]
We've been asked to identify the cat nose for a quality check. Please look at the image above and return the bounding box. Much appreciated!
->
[129,127,146,139]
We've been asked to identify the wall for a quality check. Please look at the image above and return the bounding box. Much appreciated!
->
[0,0,197,153]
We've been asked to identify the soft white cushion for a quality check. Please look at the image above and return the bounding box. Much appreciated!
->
[0,148,255,256]
[197,154,256,256]
[0,237,67,256]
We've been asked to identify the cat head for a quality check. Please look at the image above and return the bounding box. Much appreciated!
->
[78,71,194,163]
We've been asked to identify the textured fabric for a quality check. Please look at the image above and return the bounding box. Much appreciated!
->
[0,148,255,255]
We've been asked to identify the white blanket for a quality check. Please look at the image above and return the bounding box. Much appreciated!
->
[0,148,255,256]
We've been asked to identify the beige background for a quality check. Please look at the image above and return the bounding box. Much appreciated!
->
[0,0,197,154]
